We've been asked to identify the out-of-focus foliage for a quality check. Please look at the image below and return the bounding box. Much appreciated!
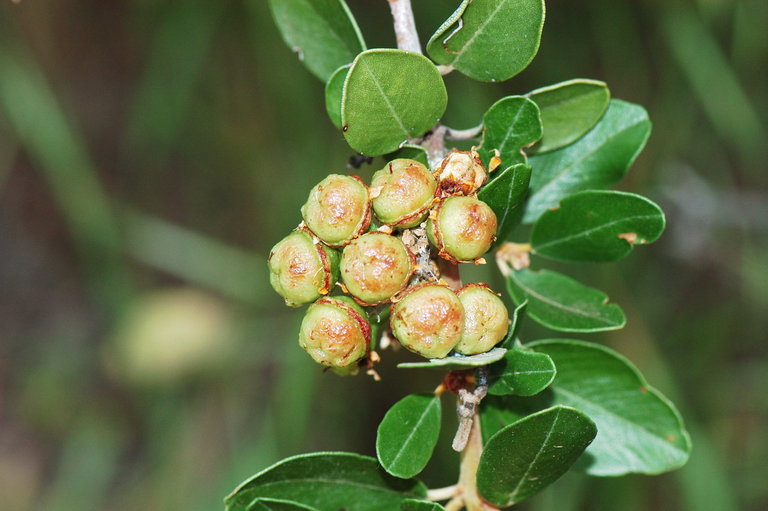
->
[0,1,765,511]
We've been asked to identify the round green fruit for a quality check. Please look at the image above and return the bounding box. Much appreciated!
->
[427,196,498,263]
[390,283,464,359]
[340,232,414,305]
[301,174,371,247]
[268,230,340,307]
[299,296,370,375]
[371,159,437,228]
[454,283,509,355]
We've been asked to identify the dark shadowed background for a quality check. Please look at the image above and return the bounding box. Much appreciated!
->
[1,1,766,510]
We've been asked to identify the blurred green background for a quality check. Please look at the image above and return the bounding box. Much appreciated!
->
[1,0,766,510]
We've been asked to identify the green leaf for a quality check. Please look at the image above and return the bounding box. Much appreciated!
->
[376,394,441,478]
[488,341,556,396]
[342,50,447,156]
[501,300,528,349]
[524,99,652,223]
[225,452,426,511]
[324,64,350,129]
[478,96,542,166]
[531,190,666,262]
[477,406,597,506]
[477,163,532,242]
[483,340,692,476]
[386,144,429,167]
[426,0,545,82]
[397,347,507,370]
[528,79,610,153]
[268,0,366,81]
[507,269,626,332]
[400,499,446,511]
[247,499,319,511]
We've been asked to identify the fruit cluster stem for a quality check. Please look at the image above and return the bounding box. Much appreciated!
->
[388,0,422,54]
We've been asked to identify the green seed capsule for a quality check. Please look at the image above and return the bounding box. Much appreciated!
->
[268,230,340,307]
[340,232,415,305]
[434,150,487,197]
[299,296,371,375]
[454,284,509,355]
[427,196,498,263]
[371,159,437,228]
[302,174,372,247]
[390,283,464,359]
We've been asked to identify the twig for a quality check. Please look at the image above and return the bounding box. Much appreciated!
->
[445,123,484,141]
[452,367,489,451]
[388,0,422,54]
[427,485,458,502]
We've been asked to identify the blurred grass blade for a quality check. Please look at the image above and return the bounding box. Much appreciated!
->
[661,5,766,155]
[0,34,132,313]
[122,208,268,305]
[125,0,226,158]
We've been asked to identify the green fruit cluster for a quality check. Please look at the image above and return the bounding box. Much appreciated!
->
[267,152,509,375]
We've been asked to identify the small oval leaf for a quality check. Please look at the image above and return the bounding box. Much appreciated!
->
[478,96,542,167]
[528,79,610,153]
[376,394,442,478]
[269,0,366,81]
[507,269,626,332]
[477,406,597,506]
[342,50,447,156]
[524,99,652,223]
[426,0,545,82]
[225,452,426,511]
[531,190,666,262]
[478,163,532,242]
[397,347,507,370]
[325,64,350,129]
[488,341,556,396]
[400,499,446,511]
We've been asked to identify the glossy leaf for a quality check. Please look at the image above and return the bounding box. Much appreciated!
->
[483,340,692,476]
[268,0,365,81]
[488,341,556,396]
[386,144,429,167]
[524,99,652,223]
[501,300,528,349]
[342,50,447,156]
[397,347,506,370]
[477,406,597,506]
[400,499,446,511]
[247,499,319,511]
[324,64,350,129]
[426,0,545,82]
[478,96,542,166]
[528,79,610,153]
[507,269,626,332]
[225,452,426,511]
[478,163,532,242]
[376,394,441,478]
[531,190,666,262]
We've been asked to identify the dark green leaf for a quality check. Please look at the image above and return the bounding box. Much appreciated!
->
[531,190,666,262]
[268,0,366,81]
[397,347,506,370]
[386,144,429,167]
[478,163,532,242]
[528,79,610,153]
[342,50,447,156]
[376,394,441,478]
[477,406,597,506]
[400,499,446,511]
[426,0,545,82]
[247,499,319,511]
[483,340,692,476]
[478,96,542,166]
[488,341,556,396]
[225,452,426,511]
[324,64,350,129]
[501,300,528,349]
[525,99,652,223]
[507,269,626,332]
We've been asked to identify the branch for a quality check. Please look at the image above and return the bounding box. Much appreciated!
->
[445,123,484,141]
[388,0,422,54]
